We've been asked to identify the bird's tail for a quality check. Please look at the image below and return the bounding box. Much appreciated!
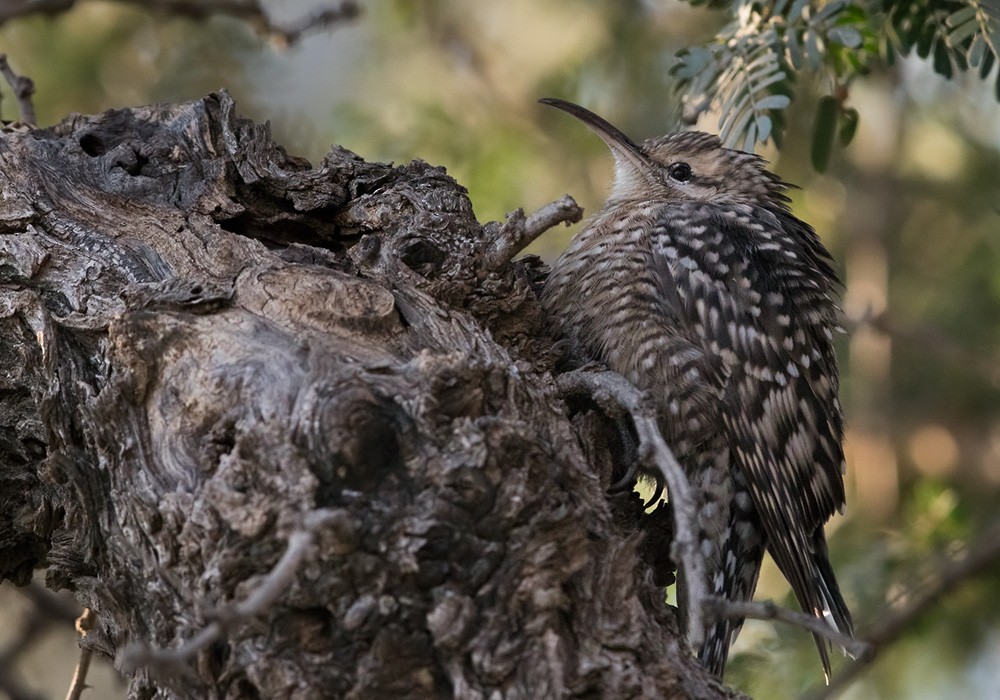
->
[696,496,767,677]
[808,530,854,682]
[698,523,853,680]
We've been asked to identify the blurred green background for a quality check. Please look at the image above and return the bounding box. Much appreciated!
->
[1,1,999,699]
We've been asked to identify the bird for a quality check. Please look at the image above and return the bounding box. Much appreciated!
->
[538,97,853,679]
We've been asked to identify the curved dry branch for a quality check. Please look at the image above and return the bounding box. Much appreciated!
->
[704,598,870,662]
[119,523,319,675]
[483,195,583,270]
[556,370,708,647]
[807,519,1000,700]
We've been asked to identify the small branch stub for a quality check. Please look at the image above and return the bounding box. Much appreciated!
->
[485,195,583,270]
[65,608,97,700]
[0,54,36,125]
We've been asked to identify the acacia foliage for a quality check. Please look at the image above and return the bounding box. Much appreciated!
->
[673,0,1000,168]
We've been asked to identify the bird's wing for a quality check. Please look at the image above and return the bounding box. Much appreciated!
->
[648,203,846,526]
[648,204,851,669]
[543,208,731,464]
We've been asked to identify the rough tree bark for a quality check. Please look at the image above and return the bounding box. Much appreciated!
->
[0,92,737,699]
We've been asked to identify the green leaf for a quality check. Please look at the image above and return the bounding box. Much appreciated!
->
[755,114,773,143]
[933,40,954,78]
[953,4,978,25]
[804,28,822,67]
[673,46,714,79]
[721,88,754,125]
[882,17,903,56]
[946,6,979,44]
[721,106,754,149]
[754,94,791,110]
[815,0,847,23]
[970,34,987,67]
[981,50,995,79]
[743,120,758,152]
[828,26,863,48]
[785,28,804,69]
[916,20,937,59]
[747,65,787,88]
[789,0,811,22]
[946,6,977,29]
[839,107,859,147]
[837,3,870,25]
[812,95,838,173]
[909,4,931,55]
[744,51,780,77]
[954,45,969,72]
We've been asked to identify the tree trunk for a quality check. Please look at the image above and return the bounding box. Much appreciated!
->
[0,92,736,699]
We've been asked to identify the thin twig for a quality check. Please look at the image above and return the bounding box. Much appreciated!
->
[262,2,363,47]
[555,369,708,646]
[64,608,96,700]
[848,307,1000,386]
[804,519,1000,700]
[0,1,361,47]
[0,54,36,125]
[704,597,871,660]
[118,523,321,675]
[484,195,583,270]
[0,0,73,25]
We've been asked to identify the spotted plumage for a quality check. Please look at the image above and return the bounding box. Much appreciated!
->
[539,99,853,678]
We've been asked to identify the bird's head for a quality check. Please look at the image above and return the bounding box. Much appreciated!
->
[539,98,789,210]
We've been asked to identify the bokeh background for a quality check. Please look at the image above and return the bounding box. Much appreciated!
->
[1,1,998,699]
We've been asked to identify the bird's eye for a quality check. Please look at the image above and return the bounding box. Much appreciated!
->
[668,162,693,182]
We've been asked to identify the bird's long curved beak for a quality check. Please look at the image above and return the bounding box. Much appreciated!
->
[538,98,651,172]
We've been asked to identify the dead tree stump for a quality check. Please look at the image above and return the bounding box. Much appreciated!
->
[0,92,735,699]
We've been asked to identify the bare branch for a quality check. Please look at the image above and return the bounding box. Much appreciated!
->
[556,369,708,647]
[0,54,36,125]
[806,519,1000,700]
[118,519,324,676]
[0,0,74,25]
[848,307,1000,386]
[17,582,81,624]
[484,195,583,270]
[704,597,871,661]
[0,582,58,700]
[64,608,96,700]
[261,2,362,47]
[0,1,361,47]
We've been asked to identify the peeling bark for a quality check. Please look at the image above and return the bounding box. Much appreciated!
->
[0,92,737,699]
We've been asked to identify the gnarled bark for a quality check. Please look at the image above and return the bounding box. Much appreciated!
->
[0,91,735,699]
